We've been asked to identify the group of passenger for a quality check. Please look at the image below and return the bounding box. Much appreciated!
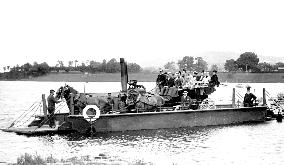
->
[156,69,220,96]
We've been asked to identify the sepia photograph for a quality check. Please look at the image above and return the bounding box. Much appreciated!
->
[0,0,284,164]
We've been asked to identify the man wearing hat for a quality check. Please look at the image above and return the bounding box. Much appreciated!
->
[243,85,257,107]
[47,89,61,128]
[181,90,192,108]
[156,69,167,94]
[209,70,220,87]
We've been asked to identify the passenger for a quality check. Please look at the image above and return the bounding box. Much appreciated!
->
[174,72,183,88]
[161,72,174,95]
[210,70,220,87]
[168,73,179,97]
[202,72,210,85]
[118,93,127,113]
[181,69,187,79]
[181,91,192,108]
[156,70,167,94]
[183,73,194,89]
[105,93,115,113]
[47,89,62,128]
[199,70,205,81]
[243,86,257,107]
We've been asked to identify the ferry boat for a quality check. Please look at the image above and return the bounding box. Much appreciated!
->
[1,58,268,135]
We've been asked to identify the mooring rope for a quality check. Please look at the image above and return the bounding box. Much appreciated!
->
[235,91,244,102]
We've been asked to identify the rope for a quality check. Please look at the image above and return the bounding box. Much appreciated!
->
[265,90,284,113]
[33,102,66,131]
[17,102,42,127]
[8,100,41,128]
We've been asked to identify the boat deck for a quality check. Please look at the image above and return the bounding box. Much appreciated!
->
[1,125,59,135]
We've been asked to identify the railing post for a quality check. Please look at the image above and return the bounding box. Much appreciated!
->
[42,94,47,116]
[232,88,236,108]
[70,93,74,115]
[263,88,267,106]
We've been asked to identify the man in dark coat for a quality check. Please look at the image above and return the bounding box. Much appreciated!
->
[47,89,61,128]
[181,91,192,108]
[243,86,257,107]
[156,70,167,93]
[210,70,220,87]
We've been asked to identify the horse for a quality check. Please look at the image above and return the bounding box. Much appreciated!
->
[56,85,110,114]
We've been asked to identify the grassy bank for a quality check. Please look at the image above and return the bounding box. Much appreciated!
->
[9,153,151,165]
[8,72,284,83]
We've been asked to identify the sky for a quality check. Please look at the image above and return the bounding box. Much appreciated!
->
[1,0,284,72]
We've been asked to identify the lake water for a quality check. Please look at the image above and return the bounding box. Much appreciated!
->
[1,81,284,164]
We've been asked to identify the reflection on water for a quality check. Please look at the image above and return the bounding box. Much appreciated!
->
[1,81,284,164]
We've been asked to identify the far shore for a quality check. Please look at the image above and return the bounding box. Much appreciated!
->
[1,72,284,83]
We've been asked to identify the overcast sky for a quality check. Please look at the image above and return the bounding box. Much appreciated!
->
[0,0,284,71]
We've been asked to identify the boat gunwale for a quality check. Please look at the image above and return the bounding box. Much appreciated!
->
[67,106,267,118]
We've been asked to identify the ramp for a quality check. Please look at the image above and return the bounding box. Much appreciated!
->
[0,125,59,135]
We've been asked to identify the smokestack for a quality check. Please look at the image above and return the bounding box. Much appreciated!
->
[120,58,128,92]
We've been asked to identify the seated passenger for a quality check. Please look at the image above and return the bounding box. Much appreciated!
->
[161,72,174,95]
[181,91,192,108]
[202,72,210,85]
[104,93,114,113]
[174,72,184,88]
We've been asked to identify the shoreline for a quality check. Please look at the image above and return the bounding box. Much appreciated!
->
[1,72,284,83]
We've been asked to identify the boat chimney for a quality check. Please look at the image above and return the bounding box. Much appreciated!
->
[120,58,128,92]
[232,88,236,108]
[263,88,267,105]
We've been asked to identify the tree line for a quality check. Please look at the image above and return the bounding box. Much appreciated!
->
[224,52,284,72]
[164,52,283,73]
[0,58,142,80]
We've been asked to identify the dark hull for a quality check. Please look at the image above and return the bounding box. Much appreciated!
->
[1,106,267,135]
[70,106,267,133]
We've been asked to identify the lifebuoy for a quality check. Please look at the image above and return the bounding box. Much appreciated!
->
[82,105,100,122]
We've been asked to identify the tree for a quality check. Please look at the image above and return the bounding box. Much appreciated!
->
[89,60,101,73]
[194,57,208,72]
[57,60,64,68]
[258,62,273,72]
[236,52,259,72]
[101,59,107,72]
[128,63,142,73]
[177,56,194,71]
[74,60,78,68]
[210,64,218,72]
[164,61,176,71]
[68,61,73,67]
[106,58,120,73]
[3,67,6,72]
[224,59,238,72]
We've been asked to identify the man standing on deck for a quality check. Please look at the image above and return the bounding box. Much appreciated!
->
[47,89,61,128]
[243,86,257,107]
[210,70,220,87]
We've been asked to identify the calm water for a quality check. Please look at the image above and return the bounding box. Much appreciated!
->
[1,81,284,164]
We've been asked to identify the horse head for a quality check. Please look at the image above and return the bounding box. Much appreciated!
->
[55,86,64,99]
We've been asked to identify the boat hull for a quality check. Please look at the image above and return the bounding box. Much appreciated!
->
[69,106,267,133]
[1,106,267,135]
